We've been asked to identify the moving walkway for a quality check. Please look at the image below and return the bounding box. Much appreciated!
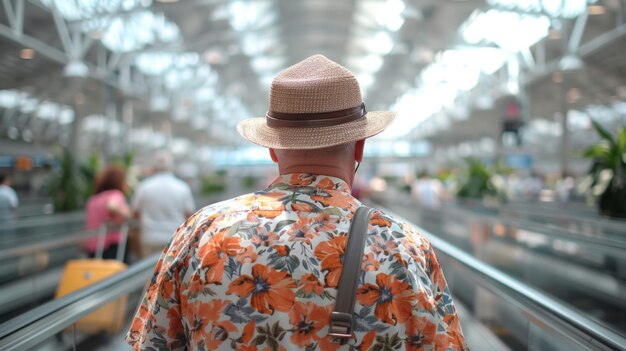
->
[0,209,623,350]
[381,196,626,334]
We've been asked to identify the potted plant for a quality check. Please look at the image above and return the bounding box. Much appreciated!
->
[456,158,507,208]
[582,121,626,218]
[202,170,227,196]
[48,149,86,212]
[48,150,135,212]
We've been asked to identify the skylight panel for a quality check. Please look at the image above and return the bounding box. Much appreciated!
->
[381,85,459,138]
[164,68,194,90]
[356,73,374,92]
[375,0,406,32]
[100,11,180,52]
[20,97,38,114]
[347,54,384,73]
[441,48,508,75]
[487,0,594,18]
[44,1,180,53]
[228,0,275,31]
[355,0,405,32]
[421,60,480,92]
[36,101,60,120]
[58,108,75,125]
[240,32,280,56]
[251,57,285,74]
[462,10,550,52]
[0,90,21,109]
[135,52,175,75]
[42,0,150,21]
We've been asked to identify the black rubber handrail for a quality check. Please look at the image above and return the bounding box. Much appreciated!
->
[385,207,626,351]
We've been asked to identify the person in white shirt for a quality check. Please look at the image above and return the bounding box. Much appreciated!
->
[132,152,195,256]
[0,174,18,224]
[411,171,446,209]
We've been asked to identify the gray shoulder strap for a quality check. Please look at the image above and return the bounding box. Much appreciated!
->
[329,206,374,342]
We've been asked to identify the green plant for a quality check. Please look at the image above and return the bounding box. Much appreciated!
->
[202,172,227,195]
[110,150,135,170]
[48,150,135,212]
[78,152,100,201]
[582,121,626,218]
[48,149,85,212]
[241,175,258,188]
[456,158,506,201]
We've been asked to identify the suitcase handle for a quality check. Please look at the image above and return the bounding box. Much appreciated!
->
[115,223,129,262]
[95,225,106,260]
[95,222,129,262]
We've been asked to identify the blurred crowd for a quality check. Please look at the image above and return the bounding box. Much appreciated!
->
[0,150,618,272]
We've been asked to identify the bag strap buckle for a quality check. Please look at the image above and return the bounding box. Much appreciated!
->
[329,311,353,340]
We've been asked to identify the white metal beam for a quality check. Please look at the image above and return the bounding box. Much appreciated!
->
[50,5,72,59]
[107,51,122,71]
[520,48,536,69]
[0,22,67,63]
[568,11,588,54]
[77,31,94,58]
[578,22,626,57]
[2,0,15,29]
[13,0,22,35]
[535,40,546,71]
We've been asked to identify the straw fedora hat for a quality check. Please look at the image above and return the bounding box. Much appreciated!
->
[237,55,395,150]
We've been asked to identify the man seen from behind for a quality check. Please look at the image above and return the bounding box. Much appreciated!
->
[126,55,468,351]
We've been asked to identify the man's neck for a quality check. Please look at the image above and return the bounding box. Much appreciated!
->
[279,164,353,187]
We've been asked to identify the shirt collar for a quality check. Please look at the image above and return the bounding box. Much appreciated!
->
[269,173,351,194]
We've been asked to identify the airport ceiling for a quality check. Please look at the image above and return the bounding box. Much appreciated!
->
[0,0,625,156]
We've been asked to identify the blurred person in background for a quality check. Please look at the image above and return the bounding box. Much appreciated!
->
[351,175,370,201]
[411,171,447,209]
[131,151,195,257]
[85,165,131,261]
[0,174,18,223]
[522,171,544,201]
[556,175,575,202]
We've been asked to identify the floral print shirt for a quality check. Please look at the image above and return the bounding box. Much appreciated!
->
[126,173,468,351]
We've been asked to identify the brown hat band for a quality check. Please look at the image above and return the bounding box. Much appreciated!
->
[266,103,366,128]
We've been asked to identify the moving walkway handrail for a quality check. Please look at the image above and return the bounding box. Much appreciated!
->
[411,197,626,254]
[0,229,97,260]
[0,253,160,351]
[501,205,626,230]
[466,198,626,232]
[0,211,84,231]
[383,207,626,351]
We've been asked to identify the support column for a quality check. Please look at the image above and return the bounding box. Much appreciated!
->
[558,80,570,178]
[68,80,84,153]
[122,100,134,155]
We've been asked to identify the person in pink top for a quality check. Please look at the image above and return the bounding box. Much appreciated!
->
[85,165,131,261]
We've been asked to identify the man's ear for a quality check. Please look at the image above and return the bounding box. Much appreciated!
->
[269,148,279,163]
[355,139,365,163]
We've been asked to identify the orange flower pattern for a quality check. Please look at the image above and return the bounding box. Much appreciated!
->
[126,173,468,350]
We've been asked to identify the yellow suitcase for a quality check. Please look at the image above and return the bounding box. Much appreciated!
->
[55,259,128,333]
[55,224,129,334]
